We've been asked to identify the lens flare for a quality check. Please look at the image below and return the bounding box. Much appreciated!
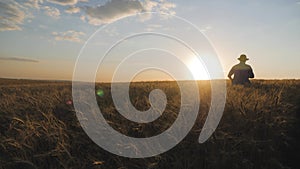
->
[66,100,73,105]
[96,89,104,97]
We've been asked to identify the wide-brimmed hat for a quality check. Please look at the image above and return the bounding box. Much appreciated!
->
[238,54,249,61]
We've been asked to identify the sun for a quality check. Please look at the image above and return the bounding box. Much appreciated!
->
[187,56,210,80]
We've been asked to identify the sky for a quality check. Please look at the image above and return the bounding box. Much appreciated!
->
[0,0,299,82]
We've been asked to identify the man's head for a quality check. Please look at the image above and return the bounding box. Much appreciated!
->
[238,54,249,63]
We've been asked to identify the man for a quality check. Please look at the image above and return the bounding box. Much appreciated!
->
[228,54,254,85]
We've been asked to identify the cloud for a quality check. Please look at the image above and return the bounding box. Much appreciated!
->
[0,56,39,63]
[24,0,43,9]
[65,6,80,14]
[80,15,86,22]
[47,0,78,6]
[104,26,119,36]
[0,1,26,31]
[85,0,143,25]
[83,0,176,25]
[143,0,176,19]
[145,24,162,31]
[200,25,213,33]
[52,30,85,43]
[142,0,158,11]
[159,0,176,11]
[43,6,61,18]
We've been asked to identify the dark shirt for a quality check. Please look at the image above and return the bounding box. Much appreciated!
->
[228,63,254,85]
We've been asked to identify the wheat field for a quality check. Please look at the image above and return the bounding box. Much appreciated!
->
[0,79,299,169]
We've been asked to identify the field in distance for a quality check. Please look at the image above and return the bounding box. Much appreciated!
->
[0,78,299,169]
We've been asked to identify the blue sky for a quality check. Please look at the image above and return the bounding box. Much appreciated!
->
[0,0,299,81]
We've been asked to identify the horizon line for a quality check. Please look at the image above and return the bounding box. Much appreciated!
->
[1,77,299,84]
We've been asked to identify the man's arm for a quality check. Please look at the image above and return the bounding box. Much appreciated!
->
[248,67,254,78]
[228,67,234,81]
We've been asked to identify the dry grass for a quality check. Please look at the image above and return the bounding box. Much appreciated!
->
[0,79,299,169]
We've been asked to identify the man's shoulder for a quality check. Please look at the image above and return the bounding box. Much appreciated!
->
[234,63,252,70]
[245,63,251,66]
[232,64,239,68]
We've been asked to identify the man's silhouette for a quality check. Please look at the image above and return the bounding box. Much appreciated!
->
[228,54,254,85]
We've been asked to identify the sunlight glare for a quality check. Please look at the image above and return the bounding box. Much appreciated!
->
[187,56,210,80]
